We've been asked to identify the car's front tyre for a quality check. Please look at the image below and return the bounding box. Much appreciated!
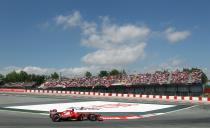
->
[52,114,61,122]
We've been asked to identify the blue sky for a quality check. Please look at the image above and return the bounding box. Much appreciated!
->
[0,0,209,77]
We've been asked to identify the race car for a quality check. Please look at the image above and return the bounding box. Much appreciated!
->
[49,109,103,122]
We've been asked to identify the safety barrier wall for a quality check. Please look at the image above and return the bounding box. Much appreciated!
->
[22,89,210,103]
[0,88,209,103]
[0,88,25,92]
[44,84,203,96]
[0,83,204,96]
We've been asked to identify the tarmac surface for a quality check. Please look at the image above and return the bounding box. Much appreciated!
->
[0,93,210,128]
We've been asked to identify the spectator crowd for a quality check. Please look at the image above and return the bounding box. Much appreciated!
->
[41,69,203,89]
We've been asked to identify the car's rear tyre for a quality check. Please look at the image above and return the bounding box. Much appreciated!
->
[77,115,84,121]
[88,114,97,121]
[52,114,61,122]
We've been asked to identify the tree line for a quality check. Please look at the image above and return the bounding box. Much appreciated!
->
[0,71,46,85]
[0,71,60,85]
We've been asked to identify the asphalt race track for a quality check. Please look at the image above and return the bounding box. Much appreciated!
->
[0,93,210,128]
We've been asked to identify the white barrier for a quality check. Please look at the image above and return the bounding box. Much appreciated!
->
[18,89,210,104]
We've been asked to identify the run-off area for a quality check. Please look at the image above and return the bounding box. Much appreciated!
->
[2,100,192,119]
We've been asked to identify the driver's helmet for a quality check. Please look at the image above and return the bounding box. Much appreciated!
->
[53,109,57,112]
[50,109,57,112]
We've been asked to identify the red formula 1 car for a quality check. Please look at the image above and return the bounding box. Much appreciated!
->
[49,109,103,122]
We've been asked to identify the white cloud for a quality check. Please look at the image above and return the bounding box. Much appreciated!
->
[1,66,53,75]
[18,66,53,75]
[81,24,149,65]
[164,27,191,43]
[82,43,146,65]
[59,66,99,77]
[55,11,150,66]
[142,57,184,73]
[55,11,82,28]
[160,58,183,68]
[81,24,150,49]
[0,66,20,75]
[0,66,101,77]
[35,11,197,76]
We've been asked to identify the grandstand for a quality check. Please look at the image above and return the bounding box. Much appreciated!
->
[38,69,204,96]
[0,68,205,96]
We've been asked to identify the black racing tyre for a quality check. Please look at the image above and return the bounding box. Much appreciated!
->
[88,114,97,121]
[77,115,84,121]
[52,114,61,122]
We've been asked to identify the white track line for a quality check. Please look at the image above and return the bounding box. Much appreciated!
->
[150,105,198,116]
